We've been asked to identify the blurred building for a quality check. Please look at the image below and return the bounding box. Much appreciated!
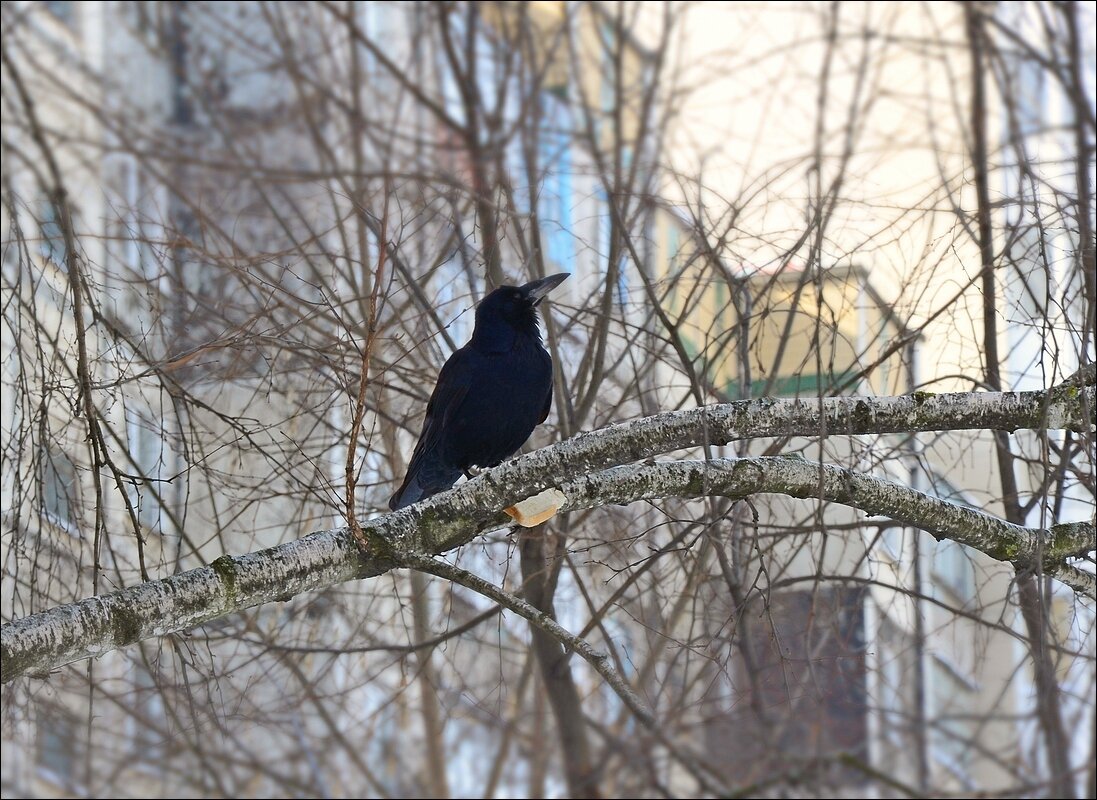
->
[1,2,1092,799]
[1,1,671,797]
[653,1,1095,795]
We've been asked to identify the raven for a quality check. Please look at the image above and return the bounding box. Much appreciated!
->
[389,273,569,510]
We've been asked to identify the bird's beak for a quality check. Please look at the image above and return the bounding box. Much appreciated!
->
[519,273,569,306]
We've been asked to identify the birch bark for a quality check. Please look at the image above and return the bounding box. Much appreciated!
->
[3,382,1093,682]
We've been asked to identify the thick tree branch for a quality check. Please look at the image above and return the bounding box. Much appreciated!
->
[3,384,1093,681]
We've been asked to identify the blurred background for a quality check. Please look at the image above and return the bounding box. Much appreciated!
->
[2,1,1094,797]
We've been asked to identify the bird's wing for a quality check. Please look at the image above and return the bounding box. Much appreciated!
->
[539,379,553,424]
[398,347,475,490]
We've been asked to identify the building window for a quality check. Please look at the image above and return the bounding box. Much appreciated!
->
[877,331,892,394]
[127,410,168,533]
[932,538,976,601]
[434,257,472,345]
[595,188,611,273]
[538,95,574,270]
[1007,30,1046,139]
[598,21,617,119]
[360,1,384,73]
[712,587,869,785]
[929,657,977,788]
[874,618,919,760]
[41,448,78,528]
[104,154,159,298]
[664,222,683,312]
[925,476,977,602]
[105,155,155,283]
[880,524,905,562]
[616,260,630,306]
[595,188,628,301]
[36,708,78,785]
[437,7,498,126]
[130,665,167,761]
[38,199,67,268]
[128,1,167,45]
[597,618,638,731]
[42,1,75,26]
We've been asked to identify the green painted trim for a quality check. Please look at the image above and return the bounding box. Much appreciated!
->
[751,371,859,398]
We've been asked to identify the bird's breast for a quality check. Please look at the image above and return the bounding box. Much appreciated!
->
[444,340,552,468]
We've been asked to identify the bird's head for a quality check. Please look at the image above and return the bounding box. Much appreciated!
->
[471,273,569,351]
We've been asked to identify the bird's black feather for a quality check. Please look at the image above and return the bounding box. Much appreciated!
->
[389,274,568,510]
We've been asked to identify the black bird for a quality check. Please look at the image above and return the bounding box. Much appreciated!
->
[389,273,569,510]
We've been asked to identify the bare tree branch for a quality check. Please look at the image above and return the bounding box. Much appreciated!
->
[3,381,1093,682]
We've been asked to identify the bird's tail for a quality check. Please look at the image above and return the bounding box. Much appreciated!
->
[388,465,463,511]
[388,479,425,511]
